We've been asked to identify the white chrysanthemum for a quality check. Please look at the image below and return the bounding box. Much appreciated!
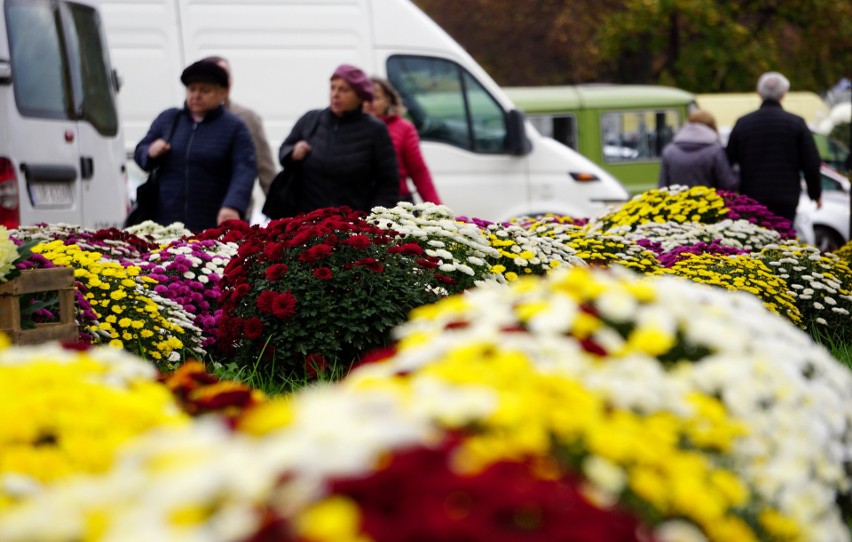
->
[0,227,19,282]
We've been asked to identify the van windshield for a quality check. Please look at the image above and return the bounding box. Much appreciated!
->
[5,0,117,136]
[387,55,507,154]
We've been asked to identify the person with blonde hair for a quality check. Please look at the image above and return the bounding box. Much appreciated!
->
[364,77,441,204]
[658,108,737,190]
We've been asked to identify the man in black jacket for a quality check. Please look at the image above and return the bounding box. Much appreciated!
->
[726,72,822,222]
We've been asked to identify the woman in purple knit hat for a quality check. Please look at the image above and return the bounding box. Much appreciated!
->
[266,64,399,218]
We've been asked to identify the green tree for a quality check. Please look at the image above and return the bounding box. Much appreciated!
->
[597,0,852,93]
[413,0,852,93]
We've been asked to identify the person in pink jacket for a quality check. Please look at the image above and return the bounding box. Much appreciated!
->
[365,77,442,204]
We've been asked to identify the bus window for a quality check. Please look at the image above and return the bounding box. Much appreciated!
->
[387,55,507,154]
[601,110,680,163]
[528,114,577,150]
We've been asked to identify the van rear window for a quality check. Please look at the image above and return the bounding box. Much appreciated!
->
[5,0,118,136]
[6,0,70,119]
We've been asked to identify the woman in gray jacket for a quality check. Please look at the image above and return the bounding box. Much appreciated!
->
[658,109,737,191]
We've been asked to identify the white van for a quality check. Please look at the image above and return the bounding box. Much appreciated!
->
[99,0,629,222]
[0,0,129,229]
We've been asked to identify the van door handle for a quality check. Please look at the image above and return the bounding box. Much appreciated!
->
[80,157,94,179]
[20,163,77,182]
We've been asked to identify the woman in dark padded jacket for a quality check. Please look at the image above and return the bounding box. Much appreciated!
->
[272,64,398,217]
[134,59,256,232]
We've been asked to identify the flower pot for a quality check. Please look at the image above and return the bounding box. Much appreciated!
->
[0,267,77,345]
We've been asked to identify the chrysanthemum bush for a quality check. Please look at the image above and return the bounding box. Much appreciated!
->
[756,241,852,339]
[655,252,803,324]
[590,185,730,232]
[32,241,204,368]
[360,266,852,540]
[137,238,237,348]
[1,267,850,541]
[213,207,452,384]
[475,219,586,281]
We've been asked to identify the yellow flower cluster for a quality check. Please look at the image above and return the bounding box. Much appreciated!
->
[32,241,201,366]
[562,230,660,272]
[0,342,188,510]
[594,185,728,231]
[349,343,782,541]
[657,253,802,324]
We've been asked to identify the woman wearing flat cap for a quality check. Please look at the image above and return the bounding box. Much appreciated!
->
[266,63,398,218]
[133,59,256,231]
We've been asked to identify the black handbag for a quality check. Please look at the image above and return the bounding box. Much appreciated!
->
[262,111,321,220]
[124,112,181,228]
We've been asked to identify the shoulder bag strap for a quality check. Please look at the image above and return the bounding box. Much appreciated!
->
[164,110,181,142]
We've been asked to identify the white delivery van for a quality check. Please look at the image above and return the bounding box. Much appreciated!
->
[0,0,129,229]
[99,0,629,222]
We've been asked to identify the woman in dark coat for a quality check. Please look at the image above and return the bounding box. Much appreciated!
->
[134,59,256,232]
[271,64,398,217]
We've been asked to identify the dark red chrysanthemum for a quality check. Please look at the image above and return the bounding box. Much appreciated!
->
[257,290,276,314]
[265,263,289,282]
[389,243,424,256]
[354,258,384,273]
[272,291,297,319]
[243,317,264,340]
[299,243,333,262]
[312,267,333,280]
[345,234,372,249]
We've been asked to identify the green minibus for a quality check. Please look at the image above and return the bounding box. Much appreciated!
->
[505,85,697,194]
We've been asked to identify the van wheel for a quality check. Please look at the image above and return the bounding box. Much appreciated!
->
[813,225,845,253]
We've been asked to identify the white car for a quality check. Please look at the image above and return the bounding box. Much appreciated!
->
[798,165,850,252]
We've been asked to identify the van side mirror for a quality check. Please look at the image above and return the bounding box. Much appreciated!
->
[0,61,10,85]
[506,109,531,156]
[111,68,122,92]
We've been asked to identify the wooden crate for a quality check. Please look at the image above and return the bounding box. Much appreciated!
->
[0,267,77,345]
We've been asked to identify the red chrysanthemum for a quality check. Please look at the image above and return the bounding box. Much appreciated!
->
[244,317,264,340]
[263,242,286,261]
[265,263,289,282]
[345,234,372,249]
[257,290,276,314]
[355,258,384,273]
[389,243,424,256]
[272,291,297,319]
[299,243,333,262]
[313,267,333,280]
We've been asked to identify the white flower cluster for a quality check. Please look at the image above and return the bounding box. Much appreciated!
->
[482,221,587,273]
[369,202,499,280]
[0,226,19,282]
[758,241,852,329]
[123,220,193,244]
[625,219,782,252]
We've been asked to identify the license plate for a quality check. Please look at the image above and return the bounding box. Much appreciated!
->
[29,183,74,206]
